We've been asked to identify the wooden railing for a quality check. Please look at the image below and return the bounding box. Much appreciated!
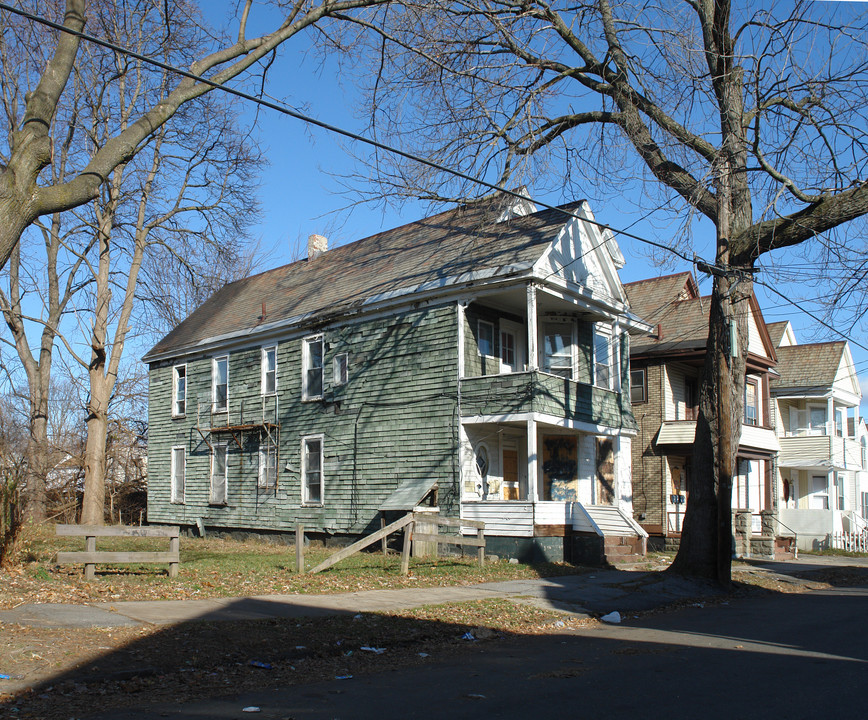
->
[56,524,180,580]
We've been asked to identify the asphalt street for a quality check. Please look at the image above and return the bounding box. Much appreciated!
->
[86,579,868,720]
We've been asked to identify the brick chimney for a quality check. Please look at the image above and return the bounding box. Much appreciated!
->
[308,234,328,260]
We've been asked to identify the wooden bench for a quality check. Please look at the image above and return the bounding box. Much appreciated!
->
[55,524,180,580]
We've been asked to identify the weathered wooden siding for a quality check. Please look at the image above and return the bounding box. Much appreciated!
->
[460,372,636,430]
[148,304,459,535]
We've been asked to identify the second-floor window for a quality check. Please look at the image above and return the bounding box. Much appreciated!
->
[212,356,228,413]
[302,335,324,400]
[543,322,573,378]
[594,329,613,389]
[333,353,348,386]
[744,379,758,426]
[172,364,186,417]
[477,320,495,357]
[262,346,277,395]
[630,368,646,404]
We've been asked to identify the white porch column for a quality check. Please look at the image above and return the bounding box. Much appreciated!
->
[527,417,538,502]
[527,284,538,370]
[457,302,466,380]
[828,397,835,436]
[613,319,622,393]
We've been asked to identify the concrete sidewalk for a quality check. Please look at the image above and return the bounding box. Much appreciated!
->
[3,555,849,630]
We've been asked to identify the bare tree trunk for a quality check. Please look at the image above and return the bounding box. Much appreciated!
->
[81,398,108,525]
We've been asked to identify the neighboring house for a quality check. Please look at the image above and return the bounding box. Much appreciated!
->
[767,321,865,550]
[144,195,650,564]
[624,273,781,553]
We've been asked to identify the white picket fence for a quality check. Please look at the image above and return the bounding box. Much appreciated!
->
[831,531,868,553]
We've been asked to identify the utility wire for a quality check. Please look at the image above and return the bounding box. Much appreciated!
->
[4,3,867,353]
[0,2,707,272]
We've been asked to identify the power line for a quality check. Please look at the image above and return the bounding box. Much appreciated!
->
[4,2,867,356]
[0,2,698,269]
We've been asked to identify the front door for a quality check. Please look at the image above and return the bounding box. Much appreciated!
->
[503,448,519,500]
[595,438,615,505]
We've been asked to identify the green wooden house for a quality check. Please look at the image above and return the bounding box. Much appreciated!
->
[144,195,650,563]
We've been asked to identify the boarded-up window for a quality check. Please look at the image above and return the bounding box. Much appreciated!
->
[542,435,578,501]
[259,443,277,489]
[210,445,228,505]
[171,446,185,504]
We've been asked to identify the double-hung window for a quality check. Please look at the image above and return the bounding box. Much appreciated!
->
[170,446,185,504]
[210,444,228,505]
[630,368,646,404]
[744,379,759,426]
[542,322,573,378]
[262,346,277,395]
[477,320,495,358]
[594,329,613,389]
[302,436,323,505]
[213,356,228,413]
[302,335,324,400]
[172,364,186,417]
[258,443,277,490]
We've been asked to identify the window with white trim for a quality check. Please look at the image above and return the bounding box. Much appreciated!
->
[542,322,573,378]
[172,364,186,417]
[477,320,495,357]
[258,443,277,490]
[594,328,613,389]
[810,475,829,510]
[170,446,185,504]
[302,436,323,505]
[744,378,759,426]
[262,346,277,395]
[334,353,348,386]
[302,335,324,400]
[212,356,228,413]
[210,444,228,505]
[630,368,646,404]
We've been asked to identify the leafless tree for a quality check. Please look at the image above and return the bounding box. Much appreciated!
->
[0,0,389,276]
[344,0,868,583]
[0,1,269,525]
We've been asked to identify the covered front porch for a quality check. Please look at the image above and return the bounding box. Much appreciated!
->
[457,416,646,563]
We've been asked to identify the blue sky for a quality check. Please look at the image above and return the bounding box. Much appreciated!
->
[209,3,868,417]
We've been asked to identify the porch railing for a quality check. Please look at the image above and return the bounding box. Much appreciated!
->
[832,531,868,553]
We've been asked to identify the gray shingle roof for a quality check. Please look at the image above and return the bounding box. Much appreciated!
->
[145,198,584,361]
[771,342,846,391]
[765,321,789,348]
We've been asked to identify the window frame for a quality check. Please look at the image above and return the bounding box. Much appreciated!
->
[301,435,324,506]
[212,355,229,413]
[630,367,647,404]
[744,378,759,426]
[302,335,324,401]
[172,364,187,418]
[261,346,277,396]
[477,320,495,358]
[170,445,186,504]
[258,442,277,490]
[333,352,349,386]
[209,443,228,505]
[593,326,613,390]
[542,321,574,379]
